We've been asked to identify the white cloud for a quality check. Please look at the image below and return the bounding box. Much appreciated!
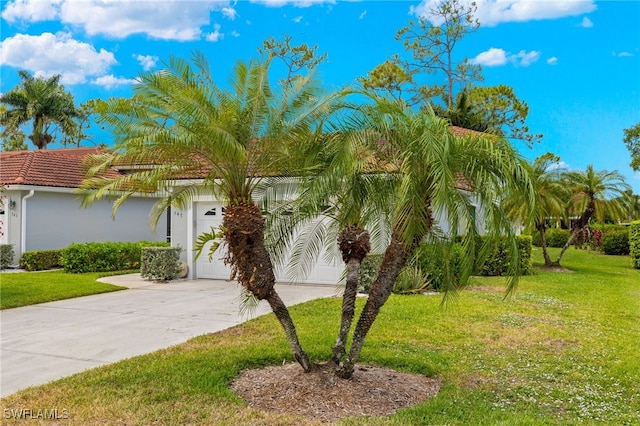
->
[134,54,159,71]
[0,32,117,85]
[2,0,235,41]
[411,0,597,27]
[91,75,136,89]
[1,0,62,23]
[470,47,507,66]
[471,47,540,67]
[231,30,240,37]
[579,16,593,28]
[547,56,558,65]
[359,10,367,19]
[221,6,238,20]
[206,24,224,42]
[613,51,634,57]
[292,15,303,23]
[513,50,540,66]
[250,0,335,7]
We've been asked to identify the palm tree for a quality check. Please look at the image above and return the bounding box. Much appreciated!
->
[335,99,534,379]
[80,52,345,372]
[0,71,79,149]
[503,153,569,267]
[555,165,630,265]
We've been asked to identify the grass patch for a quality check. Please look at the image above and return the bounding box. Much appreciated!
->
[1,248,639,424]
[0,271,126,309]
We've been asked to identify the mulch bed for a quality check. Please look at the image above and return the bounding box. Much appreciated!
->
[231,362,441,423]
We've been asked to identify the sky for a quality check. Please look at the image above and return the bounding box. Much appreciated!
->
[1,0,639,193]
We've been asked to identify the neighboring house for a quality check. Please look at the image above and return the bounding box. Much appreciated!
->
[0,147,167,264]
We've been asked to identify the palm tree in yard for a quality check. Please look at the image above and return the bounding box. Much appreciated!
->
[503,153,569,267]
[555,165,630,265]
[0,71,79,149]
[80,52,346,372]
[334,98,534,379]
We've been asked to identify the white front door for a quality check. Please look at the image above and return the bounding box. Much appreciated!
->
[195,202,232,280]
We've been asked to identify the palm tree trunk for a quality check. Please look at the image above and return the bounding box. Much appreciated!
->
[336,230,417,379]
[223,202,311,372]
[555,203,595,265]
[537,223,553,267]
[332,225,370,364]
[331,257,361,364]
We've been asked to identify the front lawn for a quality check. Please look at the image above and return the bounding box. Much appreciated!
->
[0,271,125,309]
[1,248,638,424]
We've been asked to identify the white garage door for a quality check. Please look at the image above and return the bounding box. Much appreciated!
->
[195,201,344,285]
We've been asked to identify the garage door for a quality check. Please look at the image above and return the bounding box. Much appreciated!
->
[195,202,232,280]
[195,201,344,285]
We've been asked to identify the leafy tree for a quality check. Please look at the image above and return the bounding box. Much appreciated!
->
[623,122,640,171]
[0,71,80,149]
[616,189,640,222]
[503,153,569,266]
[432,90,490,133]
[358,58,413,102]
[258,34,327,87]
[467,85,542,146]
[395,0,482,108]
[80,52,346,372]
[555,165,630,265]
[0,105,27,151]
[333,99,534,379]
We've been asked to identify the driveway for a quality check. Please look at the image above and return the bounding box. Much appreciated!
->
[0,275,340,397]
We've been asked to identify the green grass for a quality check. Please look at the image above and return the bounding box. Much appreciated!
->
[1,248,638,425]
[0,271,126,309]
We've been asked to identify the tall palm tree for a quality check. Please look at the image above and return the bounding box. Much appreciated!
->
[503,153,569,267]
[0,71,79,149]
[80,53,345,372]
[555,165,630,265]
[335,99,534,379]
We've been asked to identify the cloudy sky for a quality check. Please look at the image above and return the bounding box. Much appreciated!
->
[1,0,639,192]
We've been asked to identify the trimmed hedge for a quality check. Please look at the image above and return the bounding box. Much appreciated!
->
[19,249,63,271]
[601,230,630,256]
[629,221,640,268]
[476,235,533,276]
[1,244,15,269]
[141,246,182,282]
[531,228,571,248]
[61,241,169,273]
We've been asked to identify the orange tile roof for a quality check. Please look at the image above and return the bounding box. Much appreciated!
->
[0,147,120,189]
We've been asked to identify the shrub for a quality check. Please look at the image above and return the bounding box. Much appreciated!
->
[476,235,532,276]
[358,254,383,294]
[601,230,630,256]
[407,243,462,292]
[141,246,182,282]
[546,228,571,248]
[61,241,168,273]
[1,244,15,269]
[630,221,640,269]
[19,249,63,271]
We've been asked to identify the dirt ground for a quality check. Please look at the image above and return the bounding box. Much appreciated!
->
[231,362,440,423]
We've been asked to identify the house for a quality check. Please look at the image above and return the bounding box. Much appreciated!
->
[0,147,167,264]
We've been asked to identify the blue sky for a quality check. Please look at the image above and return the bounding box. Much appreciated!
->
[1,0,639,193]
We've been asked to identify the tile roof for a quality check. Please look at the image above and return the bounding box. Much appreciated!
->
[0,147,120,189]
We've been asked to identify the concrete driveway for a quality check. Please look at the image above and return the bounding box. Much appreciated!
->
[0,275,340,397]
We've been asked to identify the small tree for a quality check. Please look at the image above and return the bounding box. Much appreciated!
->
[623,122,640,171]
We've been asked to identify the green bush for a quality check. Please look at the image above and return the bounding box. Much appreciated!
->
[141,247,182,282]
[630,221,640,269]
[19,249,63,271]
[601,230,630,256]
[1,244,15,269]
[406,243,462,292]
[546,228,571,248]
[358,254,383,294]
[476,235,532,276]
[61,241,168,273]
